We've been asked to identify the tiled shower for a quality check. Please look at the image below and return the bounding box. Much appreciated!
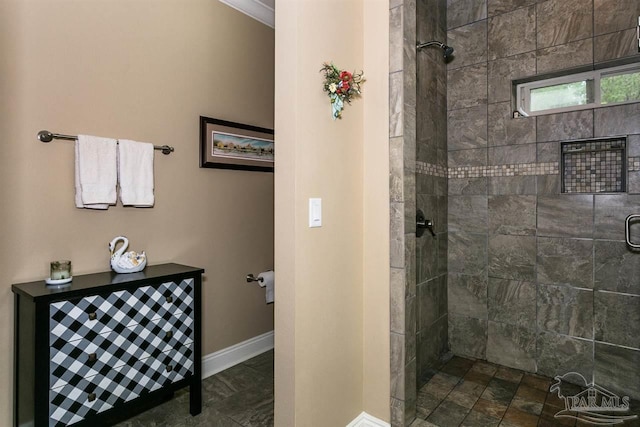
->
[389,0,640,425]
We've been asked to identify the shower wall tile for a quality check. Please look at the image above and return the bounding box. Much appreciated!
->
[418,277,448,329]
[435,176,448,197]
[594,195,640,241]
[390,137,404,203]
[417,0,447,44]
[536,141,557,163]
[391,202,405,268]
[404,173,417,234]
[594,291,640,349]
[537,195,593,238]
[417,172,435,195]
[405,358,417,418]
[535,110,594,142]
[447,104,488,150]
[406,236,417,297]
[487,278,536,327]
[487,52,536,104]
[537,284,594,339]
[536,175,560,195]
[487,102,536,147]
[486,321,536,372]
[389,6,403,73]
[488,176,536,195]
[488,143,536,165]
[391,332,406,398]
[418,315,449,372]
[448,148,488,167]
[536,0,592,49]
[447,20,488,70]
[449,232,488,275]
[536,332,593,380]
[487,0,536,17]
[488,234,536,281]
[628,135,640,156]
[449,195,488,233]
[594,103,640,137]
[406,296,417,359]
[391,268,406,334]
[417,229,437,282]
[594,0,640,35]
[488,195,536,236]
[436,196,448,234]
[448,63,488,110]
[449,177,488,195]
[449,315,487,359]
[390,72,404,137]
[389,0,403,8]
[594,240,640,296]
[448,273,488,319]
[536,38,593,75]
[628,171,640,195]
[537,237,593,289]
[487,6,536,60]
[437,235,448,276]
[594,29,640,63]
[594,342,640,400]
[447,0,487,29]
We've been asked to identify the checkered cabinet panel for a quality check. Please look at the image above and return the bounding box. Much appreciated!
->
[49,343,194,427]
[48,279,195,426]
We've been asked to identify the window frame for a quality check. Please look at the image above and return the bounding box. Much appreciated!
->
[516,62,640,117]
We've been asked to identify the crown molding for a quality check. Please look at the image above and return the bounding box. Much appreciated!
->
[219,0,275,28]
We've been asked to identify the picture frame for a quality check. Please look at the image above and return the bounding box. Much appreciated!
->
[199,116,274,172]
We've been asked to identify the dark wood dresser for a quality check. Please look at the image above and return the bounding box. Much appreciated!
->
[12,263,204,427]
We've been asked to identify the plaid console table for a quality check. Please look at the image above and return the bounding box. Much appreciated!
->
[13,263,204,427]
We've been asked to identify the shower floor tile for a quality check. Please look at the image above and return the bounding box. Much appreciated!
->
[414,357,640,427]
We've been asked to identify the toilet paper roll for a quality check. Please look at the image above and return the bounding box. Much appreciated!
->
[258,270,274,303]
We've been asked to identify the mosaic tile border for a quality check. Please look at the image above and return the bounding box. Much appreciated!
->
[417,157,640,178]
[416,161,448,178]
[416,161,559,179]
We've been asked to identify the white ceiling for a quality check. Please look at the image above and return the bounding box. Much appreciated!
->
[219,0,275,28]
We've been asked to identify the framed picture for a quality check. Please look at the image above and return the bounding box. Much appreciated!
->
[200,116,274,172]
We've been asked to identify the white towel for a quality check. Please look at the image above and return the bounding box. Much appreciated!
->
[258,270,274,304]
[118,139,155,207]
[75,135,117,209]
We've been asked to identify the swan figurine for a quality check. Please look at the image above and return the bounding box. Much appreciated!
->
[109,236,147,274]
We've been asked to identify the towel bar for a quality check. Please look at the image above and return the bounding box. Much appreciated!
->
[37,130,175,155]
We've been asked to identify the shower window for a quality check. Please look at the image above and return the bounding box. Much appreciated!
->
[516,62,640,117]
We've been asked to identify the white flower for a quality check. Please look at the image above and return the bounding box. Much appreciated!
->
[328,83,337,93]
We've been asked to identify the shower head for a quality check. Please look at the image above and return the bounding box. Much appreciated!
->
[416,41,454,59]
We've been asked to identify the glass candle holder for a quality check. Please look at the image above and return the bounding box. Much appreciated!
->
[50,260,72,280]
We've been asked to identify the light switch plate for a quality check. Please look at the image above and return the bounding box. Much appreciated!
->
[309,198,322,228]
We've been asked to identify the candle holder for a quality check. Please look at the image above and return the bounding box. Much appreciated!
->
[46,260,73,286]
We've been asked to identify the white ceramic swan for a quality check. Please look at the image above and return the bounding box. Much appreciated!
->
[109,236,147,274]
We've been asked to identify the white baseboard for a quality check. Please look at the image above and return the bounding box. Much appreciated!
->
[201,330,274,379]
[346,412,390,427]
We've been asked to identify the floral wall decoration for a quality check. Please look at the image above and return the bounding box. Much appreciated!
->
[320,62,364,120]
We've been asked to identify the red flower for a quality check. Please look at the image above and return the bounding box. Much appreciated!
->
[342,82,350,92]
[340,71,352,82]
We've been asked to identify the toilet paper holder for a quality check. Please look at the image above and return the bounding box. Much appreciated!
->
[246,273,264,283]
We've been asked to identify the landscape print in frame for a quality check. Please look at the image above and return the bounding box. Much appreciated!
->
[199,116,274,172]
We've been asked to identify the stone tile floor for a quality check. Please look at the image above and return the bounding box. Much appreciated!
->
[412,356,640,427]
[115,350,274,427]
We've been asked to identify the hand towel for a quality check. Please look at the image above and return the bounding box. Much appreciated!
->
[118,139,155,207]
[75,135,117,209]
[258,270,274,304]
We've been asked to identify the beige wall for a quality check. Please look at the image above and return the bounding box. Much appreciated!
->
[274,0,390,425]
[0,1,274,424]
